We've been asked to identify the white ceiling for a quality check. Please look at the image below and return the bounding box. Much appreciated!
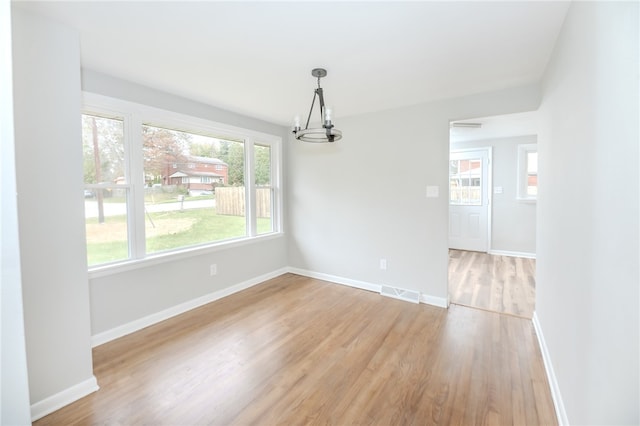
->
[14,1,570,126]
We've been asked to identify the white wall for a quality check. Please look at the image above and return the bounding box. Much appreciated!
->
[452,135,537,254]
[1,1,31,424]
[287,84,541,302]
[536,2,639,424]
[90,238,288,337]
[11,7,97,415]
[81,72,290,337]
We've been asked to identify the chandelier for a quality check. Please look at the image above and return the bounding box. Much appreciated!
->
[292,68,342,143]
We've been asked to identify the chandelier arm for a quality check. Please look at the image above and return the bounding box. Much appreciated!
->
[316,87,325,124]
[305,90,318,130]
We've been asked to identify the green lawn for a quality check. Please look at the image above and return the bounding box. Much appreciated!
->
[86,208,272,266]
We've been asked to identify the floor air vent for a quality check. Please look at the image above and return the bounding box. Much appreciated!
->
[380,285,420,304]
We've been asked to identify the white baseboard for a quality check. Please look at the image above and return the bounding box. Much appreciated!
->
[91,267,289,347]
[420,293,449,308]
[287,267,448,309]
[287,267,381,293]
[31,376,99,422]
[488,249,536,259]
[532,312,568,426]
[93,266,448,348]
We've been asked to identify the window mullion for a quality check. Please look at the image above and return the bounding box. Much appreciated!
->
[127,113,146,259]
[271,141,281,233]
[245,138,257,237]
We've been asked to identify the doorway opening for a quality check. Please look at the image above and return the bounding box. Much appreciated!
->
[448,112,539,319]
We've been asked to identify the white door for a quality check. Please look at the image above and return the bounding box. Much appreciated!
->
[449,149,490,252]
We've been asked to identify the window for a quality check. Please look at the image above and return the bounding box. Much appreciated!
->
[82,94,281,268]
[517,144,538,200]
[82,114,130,266]
[255,143,273,234]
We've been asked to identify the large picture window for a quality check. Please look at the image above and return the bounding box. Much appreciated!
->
[82,94,282,268]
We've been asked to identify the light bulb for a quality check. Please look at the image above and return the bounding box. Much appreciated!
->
[324,107,332,125]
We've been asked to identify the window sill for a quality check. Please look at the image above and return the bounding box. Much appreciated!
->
[88,232,284,279]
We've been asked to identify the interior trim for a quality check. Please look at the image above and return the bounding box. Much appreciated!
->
[532,311,569,425]
[31,376,99,422]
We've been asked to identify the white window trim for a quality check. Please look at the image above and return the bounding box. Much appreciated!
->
[82,92,283,272]
[517,143,537,202]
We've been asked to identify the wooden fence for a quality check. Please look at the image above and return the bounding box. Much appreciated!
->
[215,187,271,218]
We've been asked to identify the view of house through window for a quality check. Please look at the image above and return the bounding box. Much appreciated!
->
[82,101,280,268]
[82,114,130,265]
[142,125,252,254]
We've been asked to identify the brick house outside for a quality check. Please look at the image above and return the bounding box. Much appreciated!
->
[167,155,228,195]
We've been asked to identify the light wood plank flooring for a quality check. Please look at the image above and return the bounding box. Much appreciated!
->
[36,273,555,425]
[449,250,536,319]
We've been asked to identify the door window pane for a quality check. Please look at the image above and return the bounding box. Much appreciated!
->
[449,158,482,205]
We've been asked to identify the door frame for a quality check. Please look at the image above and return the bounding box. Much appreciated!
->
[448,146,493,252]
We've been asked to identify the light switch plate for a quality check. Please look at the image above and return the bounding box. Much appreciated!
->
[494,186,503,194]
[426,186,439,198]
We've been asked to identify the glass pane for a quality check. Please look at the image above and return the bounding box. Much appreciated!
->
[449,157,482,205]
[527,152,538,174]
[85,188,129,266]
[82,114,126,185]
[255,144,272,235]
[527,151,538,196]
[82,114,129,266]
[142,125,246,253]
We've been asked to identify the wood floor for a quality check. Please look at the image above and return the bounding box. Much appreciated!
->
[449,250,536,319]
[35,273,555,425]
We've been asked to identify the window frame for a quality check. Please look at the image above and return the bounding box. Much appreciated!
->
[517,143,538,202]
[83,92,283,276]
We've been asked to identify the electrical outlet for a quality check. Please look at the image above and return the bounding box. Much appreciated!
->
[380,259,387,270]
[210,264,217,276]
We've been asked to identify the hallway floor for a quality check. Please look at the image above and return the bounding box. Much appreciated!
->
[448,250,536,318]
